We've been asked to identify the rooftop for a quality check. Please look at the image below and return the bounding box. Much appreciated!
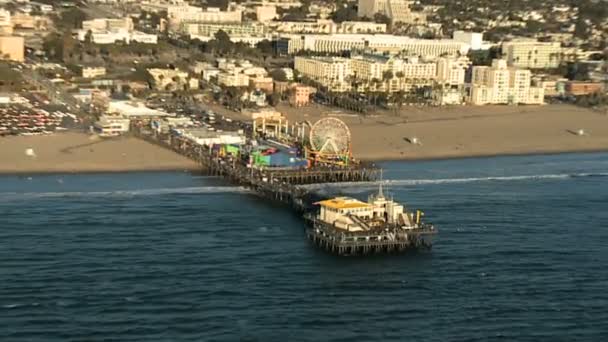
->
[315,197,372,210]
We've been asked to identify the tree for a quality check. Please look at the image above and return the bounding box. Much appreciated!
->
[58,8,86,30]
[332,6,358,23]
[256,39,274,57]
[270,69,288,82]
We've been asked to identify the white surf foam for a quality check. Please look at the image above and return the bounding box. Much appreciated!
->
[0,186,251,200]
[303,172,608,189]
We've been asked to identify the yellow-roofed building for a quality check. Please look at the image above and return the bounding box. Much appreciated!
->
[315,197,374,231]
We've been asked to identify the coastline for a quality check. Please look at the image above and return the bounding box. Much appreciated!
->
[1,104,607,175]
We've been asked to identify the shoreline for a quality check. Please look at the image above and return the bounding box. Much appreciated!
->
[360,148,608,163]
[1,149,607,176]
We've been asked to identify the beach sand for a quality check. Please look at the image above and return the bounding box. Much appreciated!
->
[0,132,199,174]
[2,104,607,174]
[274,104,608,161]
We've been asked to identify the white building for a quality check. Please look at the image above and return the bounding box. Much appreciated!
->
[453,31,484,51]
[82,18,134,32]
[282,34,470,57]
[469,59,545,105]
[82,66,106,78]
[167,5,242,25]
[294,56,352,92]
[107,101,173,118]
[77,30,158,44]
[217,72,250,87]
[94,115,130,137]
[502,40,563,69]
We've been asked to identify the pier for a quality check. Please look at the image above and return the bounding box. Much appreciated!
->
[132,114,435,255]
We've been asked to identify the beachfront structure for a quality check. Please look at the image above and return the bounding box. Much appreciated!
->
[0,36,24,62]
[294,57,352,92]
[107,101,173,118]
[279,34,470,57]
[178,127,246,146]
[269,20,386,34]
[94,115,130,137]
[502,41,563,69]
[295,54,469,93]
[468,59,545,105]
[357,0,426,24]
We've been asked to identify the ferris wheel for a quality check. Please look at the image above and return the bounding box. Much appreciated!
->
[309,117,351,155]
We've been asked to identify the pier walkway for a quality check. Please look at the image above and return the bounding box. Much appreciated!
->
[134,128,378,211]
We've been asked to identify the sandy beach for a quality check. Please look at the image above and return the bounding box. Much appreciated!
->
[0,132,199,174]
[1,104,607,174]
[273,104,608,161]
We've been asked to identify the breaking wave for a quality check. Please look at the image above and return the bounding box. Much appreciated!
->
[0,186,251,200]
[303,172,608,189]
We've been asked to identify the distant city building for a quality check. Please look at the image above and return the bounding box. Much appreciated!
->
[269,20,386,34]
[218,72,250,87]
[502,41,563,69]
[295,54,469,95]
[0,36,24,62]
[453,31,483,51]
[468,59,545,105]
[293,56,351,92]
[280,34,469,57]
[179,22,265,37]
[83,18,134,32]
[167,5,242,30]
[256,6,277,22]
[289,84,315,107]
[82,66,107,79]
[78,17,157,44]
[564,81,604,96]
[357,0,426,24]
[147,68,191,91]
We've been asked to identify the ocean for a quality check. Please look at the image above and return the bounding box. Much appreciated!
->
[1,152,607,341]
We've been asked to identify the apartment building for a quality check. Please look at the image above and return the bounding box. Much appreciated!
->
[436,56,470,86]
[179,22,265,37]
[357,0,426,24]
[167,6,242,25]
[83,18,134,32]
[294,56,352,92]
[217,72,250,87]
[502,41,563,69]
[281,34,470,57]
[295,54,469,94]
[469,59,544,105]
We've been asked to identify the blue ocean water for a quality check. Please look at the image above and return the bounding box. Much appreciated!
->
[1,152,607,341]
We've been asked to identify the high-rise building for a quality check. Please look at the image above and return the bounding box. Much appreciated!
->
[469,59,544,105]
